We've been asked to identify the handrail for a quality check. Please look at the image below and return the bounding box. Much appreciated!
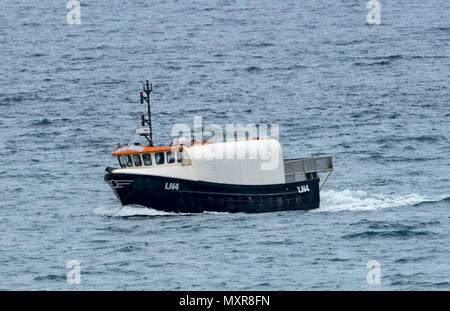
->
[284,156,333,191]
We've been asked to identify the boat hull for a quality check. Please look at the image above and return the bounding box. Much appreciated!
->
[104,170,320,213]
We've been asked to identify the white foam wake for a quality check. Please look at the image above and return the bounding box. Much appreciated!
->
[94,204,231,217]
[95,191,445,216]
[94,205,179,217]
[318,189,430,212]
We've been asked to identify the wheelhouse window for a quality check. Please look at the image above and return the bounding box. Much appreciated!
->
[133,154,142,166]
[166,151,175,164]
[117,155,126,168]
[125,155,133,167]
[176,150,183,163]
[155,152,165,165]
[142,153,152,166]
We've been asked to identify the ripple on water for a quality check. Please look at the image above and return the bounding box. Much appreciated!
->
[342,230,434,240]
[1,0,450,290]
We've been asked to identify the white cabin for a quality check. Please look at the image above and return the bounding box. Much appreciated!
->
[111,138,286,185]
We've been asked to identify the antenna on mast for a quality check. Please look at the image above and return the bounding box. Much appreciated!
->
[139,80,154,146]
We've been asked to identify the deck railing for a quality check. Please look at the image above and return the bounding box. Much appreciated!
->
[284,156,333,189]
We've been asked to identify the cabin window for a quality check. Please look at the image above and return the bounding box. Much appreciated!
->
[176,150,182,163]
[125,155,133,167]
[155,152,165,165]
[133,154,142,166]
[142,153,152,166]
[117,156,126,168]
[166,151,175,164]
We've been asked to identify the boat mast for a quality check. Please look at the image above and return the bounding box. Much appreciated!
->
[140,80,153,146]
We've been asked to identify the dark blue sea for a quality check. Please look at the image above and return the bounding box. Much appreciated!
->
[1,0,449,290]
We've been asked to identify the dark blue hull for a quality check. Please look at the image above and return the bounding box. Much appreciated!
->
[104,169,320,213]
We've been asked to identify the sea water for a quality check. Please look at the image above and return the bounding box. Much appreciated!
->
[0,0,449,290]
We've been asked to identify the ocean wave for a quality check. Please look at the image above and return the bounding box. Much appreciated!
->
[343,230,433,239]
[318,189,441,212]
[33,274,66,281]
[375,135,446,144]
[245,66,262,73]
[351,219,440,230]
[31,118,52,126]
[353,60,392,66]
[414,196,450,207]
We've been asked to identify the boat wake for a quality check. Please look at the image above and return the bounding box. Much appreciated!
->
[318,189,447,212]
[95,191,448,217]
[94,205,228,218]
[94,205,182,217]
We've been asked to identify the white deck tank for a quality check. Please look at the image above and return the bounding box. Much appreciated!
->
[186,138,285,185]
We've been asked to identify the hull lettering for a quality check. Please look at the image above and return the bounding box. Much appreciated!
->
[165,182,179,190]
[297,185,310,194]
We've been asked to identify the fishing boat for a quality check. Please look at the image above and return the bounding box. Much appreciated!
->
[104,81,333,213]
